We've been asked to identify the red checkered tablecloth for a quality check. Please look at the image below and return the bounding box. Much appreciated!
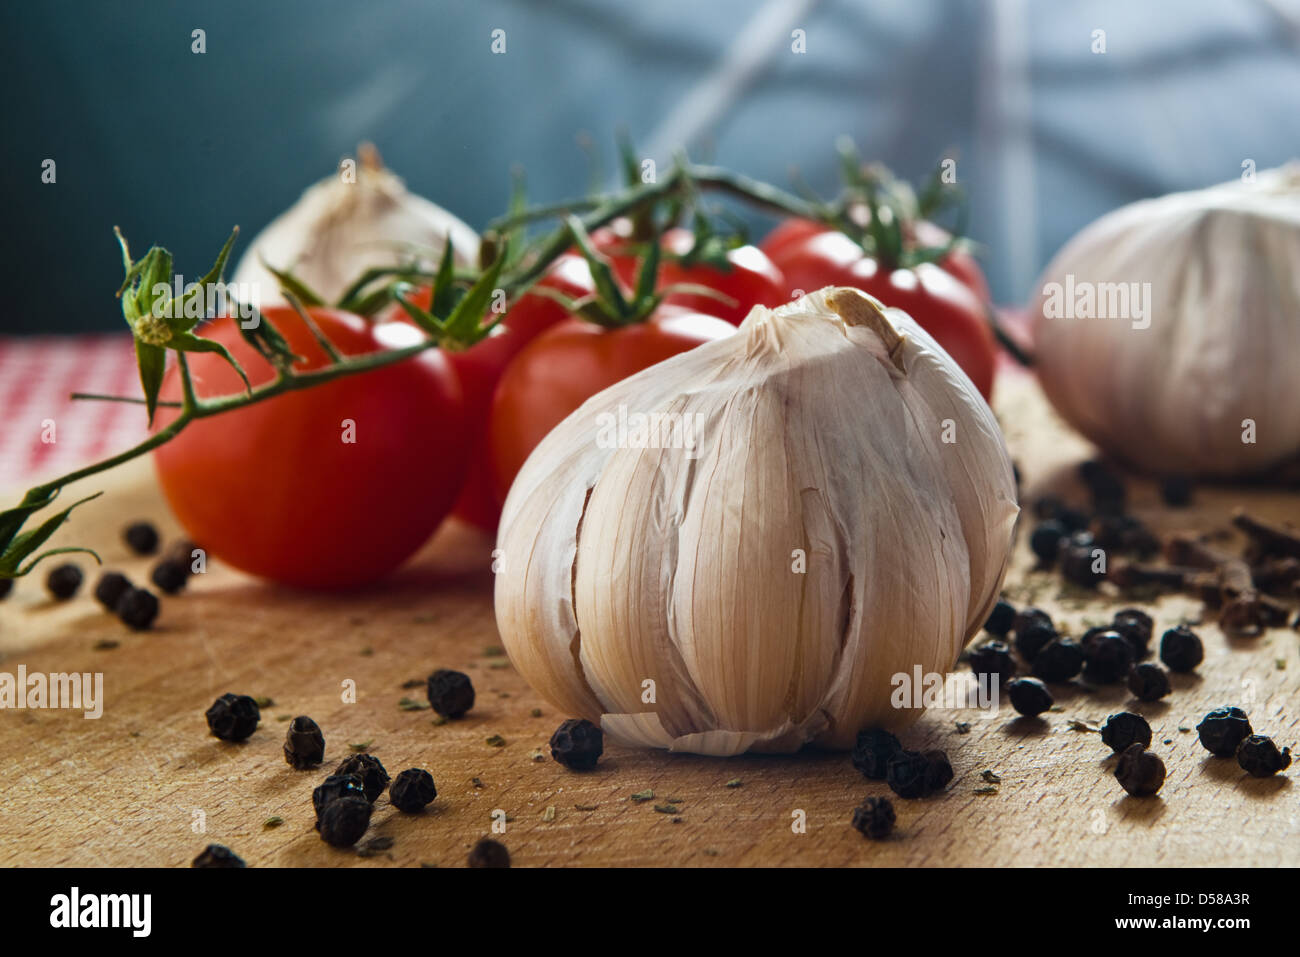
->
[0,334,149,489]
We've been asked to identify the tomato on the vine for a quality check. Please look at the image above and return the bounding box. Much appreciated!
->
[152,307,468,589]
[764,229,996,399]
[488,309,735,504]
[398,257,596,532]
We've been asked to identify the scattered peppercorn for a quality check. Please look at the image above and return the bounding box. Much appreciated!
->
[123,521,159,555]
[1007,677,1053,716]
[1115,744,1166,796]
[1012,607,1053,640]
[851,727,902,780]
[984,598,1016,637]
[1079,459,1126,514]
[191,844,246,868]
[549,718,603,770]
[1160,475,1193,507]
[1014,619,1059,662]
[850,796,896,840]
[114,586,159,631]
[1082,630,1135,684]
[968,639,1016,684]
[1029,520,1067,564]
[205,693,260,742]
[1160,625,1204,673]
[1061,542,1106,588]
[1111,608,1153,658]
[312,773,366,817]
[425,668,475,718]
[46,563,82,600]
[93,571,132,610]
[1235,735,1293,777]
[1196,706,1253,757]
[389,768,438,812]
[150,558,188,595]
[468,838,511,868]
[283,715,325,769]
[317,796,372,847]
[886,749,951,799]
[1126,663,1172,702]
[166,539,200,570]
[1100,712,1152,752]
[1033,495,1064,520]
[1032,638,1085,683]
[335,753,390,802]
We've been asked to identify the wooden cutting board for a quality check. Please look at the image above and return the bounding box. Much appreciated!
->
[1,371,1296,867]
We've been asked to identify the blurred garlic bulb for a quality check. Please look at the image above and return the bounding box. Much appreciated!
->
[1032,164,1300,477]
[495,287,1018,756]
[232,144,479,307]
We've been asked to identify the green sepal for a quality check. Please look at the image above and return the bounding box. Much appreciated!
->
[173,227,239,331]
[440,241,509,344]
[228,301,302,370]
[259,258,326,307]
[169,330,251,394]
[566,216,630,318]
[0,491,103,577]
[430,241,458,319]
[135,338,166,425]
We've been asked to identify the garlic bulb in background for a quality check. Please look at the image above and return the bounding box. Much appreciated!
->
[1032,164,1300,477]
[495,288,1018,756]
[232,144,479,307]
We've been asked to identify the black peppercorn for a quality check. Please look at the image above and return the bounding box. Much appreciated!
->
[1115,744,1166,796]
[1007,677,1053,716]
[1032,638,1085,683]
[114,586,159,631]
[984,598,1016,637]
[389,768,438,812]
[1196,706,1253,757]
[1079,459,1126,514]
[46,563,83,600]
[468,837,511,868]
[885,749,951,799]
[1159,625,1203,673]
[124,521,160,555]
[1082,631,1134,684]
[1061,542,1106,588]
[425,668,475,718]
[922,749,954,792]
[283,715,325,769]
[150,558,188,595]
[205,693,260,741]
[335,753,390,802]
[165,539,200,571]
[549,718,603,770]
[1111,608,1153,658]
[93,571,132,610]
[312,773,366,816]
[1029,520,1067,564]
[1014,618,1058,662]
[1033,495,1064,520]
[1126,663,1171,702]
[0,578,12,600]
[317,795,372,847]
[1100,711,1152,752]
[191,844,246,868]
[1235,735,1292,778]
[968,640,1016,685]
[1160,475,1193,507]
[851,727,902,780]
[1011,606,1053,638]
[850,796,896,840]
[1056,506,1092,533]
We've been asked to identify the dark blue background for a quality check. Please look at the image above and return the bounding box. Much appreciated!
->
[2,0,1297,332]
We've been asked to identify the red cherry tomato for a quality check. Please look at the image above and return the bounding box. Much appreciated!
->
[399,257,596,532]
[771,230,996,399]
[152,308,468,588]
[488,309,736,503]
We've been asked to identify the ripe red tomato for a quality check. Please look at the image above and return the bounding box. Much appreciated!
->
[603,228,788,325]
[152,307,468,589]
[766,230,996,399]
[488,309,735,503]
[396,257,596,532]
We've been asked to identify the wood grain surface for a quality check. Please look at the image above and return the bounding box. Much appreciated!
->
[1,371,1296,867]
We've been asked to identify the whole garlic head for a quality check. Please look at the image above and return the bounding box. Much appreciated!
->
[494,288,1018,756]
[232,144,479,308]
[1032,164,1300,477]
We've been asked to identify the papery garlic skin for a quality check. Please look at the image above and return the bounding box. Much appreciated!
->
[1032,165,1300,477]
[494,288,1018,755]
[232,145,479,308]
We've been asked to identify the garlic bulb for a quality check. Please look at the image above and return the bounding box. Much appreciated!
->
[1032,164,1300,477]
[494,288,1018,755]
[232,144,479,307]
